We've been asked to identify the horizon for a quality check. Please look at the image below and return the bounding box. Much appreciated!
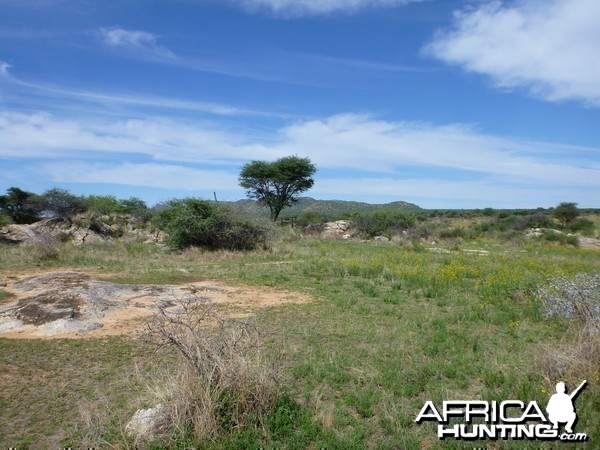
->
[4,187,597,213]
[1,0,599,209]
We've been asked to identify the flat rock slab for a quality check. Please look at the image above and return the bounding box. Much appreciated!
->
[0,272,310,339]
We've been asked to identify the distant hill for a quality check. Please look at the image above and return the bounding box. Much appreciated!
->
[227,197,421,220]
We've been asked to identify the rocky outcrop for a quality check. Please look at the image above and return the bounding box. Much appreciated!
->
[0,218,69,244]
[0,216,163,246]
[306,220,354,239]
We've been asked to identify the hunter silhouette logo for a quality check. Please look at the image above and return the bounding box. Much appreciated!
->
[416,380,589,442]
[546,380,587,434]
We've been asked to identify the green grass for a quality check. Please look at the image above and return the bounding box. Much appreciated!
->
[0,236,599,448]
[0,337,162,448]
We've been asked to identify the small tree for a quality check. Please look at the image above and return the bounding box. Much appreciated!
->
[239,156,316,221]
[40,188,87,219]
[87,195,120,215]
[0,187,41,224]
[553,202,579,227]
[118,197,152,223]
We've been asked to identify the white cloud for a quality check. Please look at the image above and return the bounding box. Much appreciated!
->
[40,162,239,190]
[100,27,175,59]
[1,111,598,205]
[0,111,260,163]
[273,114,600,186]
[0,61,11,76]
[425,0,600,106]
[231,0,422,17]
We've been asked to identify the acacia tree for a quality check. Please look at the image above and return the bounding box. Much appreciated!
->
[0,187,41,224]
[553,202,579,227]
[40,188,87,219]
[239,156,316,221]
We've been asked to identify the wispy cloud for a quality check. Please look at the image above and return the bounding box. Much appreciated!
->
[230,0,424,17]
[100,27,175,60]
[425,0,600,106]
[0,111,261,163]
[2,111,598,200]
[40,162,239,191]
[1,65,282,118]
[272,114,600,186]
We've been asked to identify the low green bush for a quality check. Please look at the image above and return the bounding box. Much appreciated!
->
[296,210,327,228]
[569,217,595,235]
[154,198,272,250]
[541,230,579,247]
[0,213,10,227]
[352,209,415,238]
[86,195,120,215]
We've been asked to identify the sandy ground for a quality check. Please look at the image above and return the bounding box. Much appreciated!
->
[0,271,311,339]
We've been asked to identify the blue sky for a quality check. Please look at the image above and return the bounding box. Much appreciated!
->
[1,0,599,208]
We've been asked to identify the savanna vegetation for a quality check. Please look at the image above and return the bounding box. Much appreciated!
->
[1,186,599,448]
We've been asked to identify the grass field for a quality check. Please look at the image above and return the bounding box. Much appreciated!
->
[0,234,598,448]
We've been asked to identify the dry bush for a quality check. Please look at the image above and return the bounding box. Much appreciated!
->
[142,295,281,444]
[538,273,599,327]
[537,274,600,383]
[30,232,61,260]
[538,328,600,385]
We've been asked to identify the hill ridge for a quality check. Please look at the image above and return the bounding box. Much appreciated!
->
[227,197,421,219]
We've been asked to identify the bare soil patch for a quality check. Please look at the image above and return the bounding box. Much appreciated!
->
[0,271,311,339]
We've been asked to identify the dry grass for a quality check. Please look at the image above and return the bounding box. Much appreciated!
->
[30,232,61,260]
[140,295,281,444]
[538,327,600,385]
[537,273,600,393]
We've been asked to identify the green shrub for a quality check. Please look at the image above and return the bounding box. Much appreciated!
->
[569,217,595,235]
[352,209,415,238]
[87,195,120,215]
[296,210,327,228]
[541,230,579,247]
[0,213,10,227]
[154,198,271,250]
[515,213,553,230]
[118,197,152,223]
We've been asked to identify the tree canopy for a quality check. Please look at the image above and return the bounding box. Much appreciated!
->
[0,187,41,224]
[239,156,316,221]
[40,188,87,219]
[553,202,579,227]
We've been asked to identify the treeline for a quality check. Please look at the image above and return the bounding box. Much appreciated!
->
[0,187,151,225]
[0,187,271,251]
[1,187,596,249]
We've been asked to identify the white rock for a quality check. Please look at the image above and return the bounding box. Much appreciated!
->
[42,319,103,335]
[125,404,170,441]
[0,318,25,332]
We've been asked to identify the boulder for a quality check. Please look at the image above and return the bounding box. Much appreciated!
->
[324,220,350,232]
[0,218,70,244]
[125,404,170,442]
[315,221,354,239]
[0,224,36,244]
